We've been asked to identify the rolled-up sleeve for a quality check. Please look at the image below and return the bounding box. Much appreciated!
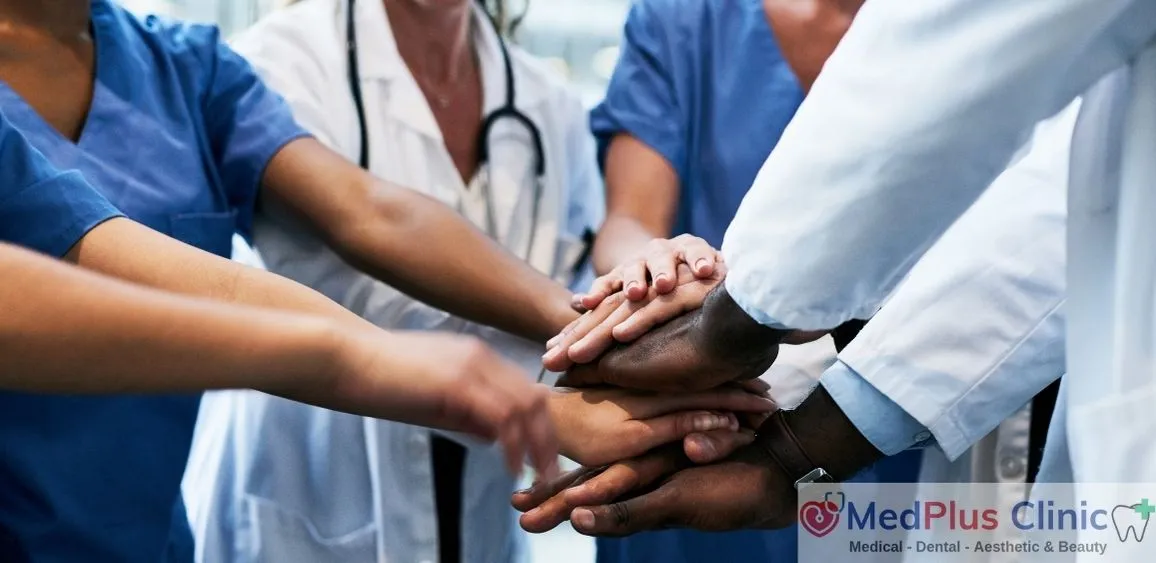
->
[824,103,1078,459]
[193,26,311,239]
[589,0,687,177]
[0,115,122,256]
[721,0,1156,331]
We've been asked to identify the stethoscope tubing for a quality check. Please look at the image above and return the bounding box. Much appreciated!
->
[345,0,546,264]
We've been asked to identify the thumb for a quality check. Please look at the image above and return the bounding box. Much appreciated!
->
[683,429,756,464]
[571,485,681,537]
[602,412,736,464]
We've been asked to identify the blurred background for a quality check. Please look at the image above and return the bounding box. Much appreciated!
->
[120,0,629,105]
[122,0,631,561]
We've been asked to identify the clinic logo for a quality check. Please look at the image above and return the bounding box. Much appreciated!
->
[800,492,846,537]
[1110,499,1155,543]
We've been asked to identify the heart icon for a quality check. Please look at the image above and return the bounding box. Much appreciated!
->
[799,500,840,538]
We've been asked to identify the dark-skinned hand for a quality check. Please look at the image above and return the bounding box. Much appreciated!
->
[514,387,884,534]
[554,283,790,392]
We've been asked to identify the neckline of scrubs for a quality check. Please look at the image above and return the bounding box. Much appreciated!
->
[0,1,112,148]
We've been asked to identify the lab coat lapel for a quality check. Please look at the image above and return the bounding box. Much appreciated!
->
[356,0,445,142]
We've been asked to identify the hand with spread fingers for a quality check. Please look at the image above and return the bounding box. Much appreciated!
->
[571,234,722,312]
[563,443,799,536]
[511,430,759,533]
[545,261,728,372]
[549,384,776,467]
[512,387,884,535]
[553,282,790,393]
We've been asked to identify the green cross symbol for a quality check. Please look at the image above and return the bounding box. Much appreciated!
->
[1134,499,1156,520]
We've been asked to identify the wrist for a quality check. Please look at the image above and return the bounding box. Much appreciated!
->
[758,386,882,484]
[692,285,788,370]
[538,291,581,342]
[545,390,577,458]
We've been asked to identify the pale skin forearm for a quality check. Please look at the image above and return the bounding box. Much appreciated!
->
[0,241,344,394]
[65,218,378,334]
[263,139,578,343]
[591,134,680,274]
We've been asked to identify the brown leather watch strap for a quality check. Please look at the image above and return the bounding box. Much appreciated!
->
[755,410,833,486]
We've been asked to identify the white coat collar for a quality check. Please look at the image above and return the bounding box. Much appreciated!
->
[350,0,547,139]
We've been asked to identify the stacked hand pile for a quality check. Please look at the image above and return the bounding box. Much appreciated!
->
[510,237,872,536]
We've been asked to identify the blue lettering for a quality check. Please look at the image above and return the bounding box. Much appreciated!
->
[880,509,899,530]
[1012,501,1034,530]
[1090,510,1109,530]
[848,503,877,530]
[901,502,920,530]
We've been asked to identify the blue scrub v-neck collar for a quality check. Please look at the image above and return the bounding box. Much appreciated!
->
[0,0,112,149]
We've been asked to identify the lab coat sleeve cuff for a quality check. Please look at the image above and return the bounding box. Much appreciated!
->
[722,275,792,330]
[819,360,934,456]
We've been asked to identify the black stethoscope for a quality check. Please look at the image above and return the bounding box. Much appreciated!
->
[345,0,551,264]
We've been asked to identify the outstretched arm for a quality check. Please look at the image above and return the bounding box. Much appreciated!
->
[1,240,347,394]
[262,138,578,343]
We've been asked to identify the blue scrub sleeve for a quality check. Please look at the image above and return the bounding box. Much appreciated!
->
[0,117,122,256]
[819,360,935,456]
[199,31,310,238]
[589,0,687,177]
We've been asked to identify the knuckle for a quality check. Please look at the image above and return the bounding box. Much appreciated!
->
[609,502,632,527]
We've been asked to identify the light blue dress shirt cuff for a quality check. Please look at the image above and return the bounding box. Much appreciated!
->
[820,360,935,456]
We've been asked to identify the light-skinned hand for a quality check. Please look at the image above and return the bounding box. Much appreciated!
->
[572,235,720,311]
[550,384,775,467]
[545,262,726,372]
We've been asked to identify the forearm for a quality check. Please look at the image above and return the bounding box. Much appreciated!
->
[591,214,665,275]
[66,218,377,333]
[0,242,344,394]
[594,134,680,274]
[329,180,577,342]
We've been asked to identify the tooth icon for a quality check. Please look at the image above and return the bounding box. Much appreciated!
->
[1111,504,1151,543]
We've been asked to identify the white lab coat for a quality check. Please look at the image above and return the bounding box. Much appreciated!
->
[719,0,1156,553]
[888,102,1079,563]
[181,1,604,562]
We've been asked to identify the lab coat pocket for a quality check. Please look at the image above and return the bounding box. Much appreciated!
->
[170,211,238,258]
[240,495,377,563]
[1067,381,1156,483]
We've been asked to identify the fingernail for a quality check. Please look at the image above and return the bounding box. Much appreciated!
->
[695,258,709,271]
[572,508,595,530]
[542,347,560,362]
[626,281,640,292]
[691,436,717,459]
[655,274,668,284]
[525,507,541,518]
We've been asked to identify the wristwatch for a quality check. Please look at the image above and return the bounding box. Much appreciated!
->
[756,410,835,490]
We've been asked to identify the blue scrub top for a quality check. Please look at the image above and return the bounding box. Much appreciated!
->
[0,109,121,254]
[589,0,803,249]
[590,1,922,562]
[0,2,307,561]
